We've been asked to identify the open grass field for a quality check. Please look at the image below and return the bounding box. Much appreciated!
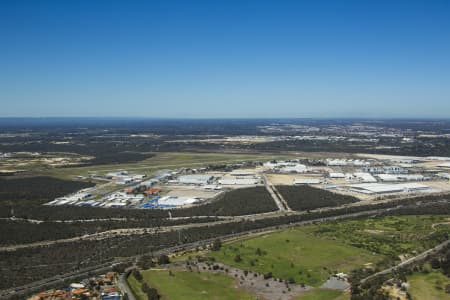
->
[308,215,450,258]
[207,215,450,287]
[408,271,450,300]
[40,152,288,179]
[208,228,382,287]
[128,269,255,300]
[294,289,350,300]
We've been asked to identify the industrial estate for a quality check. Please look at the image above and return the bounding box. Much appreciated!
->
[2,119,450,300]
[46,154,450,210]
[3,0,450,298]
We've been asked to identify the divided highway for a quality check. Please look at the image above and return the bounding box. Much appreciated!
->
[263,174,291,211]
[0,204,413,300]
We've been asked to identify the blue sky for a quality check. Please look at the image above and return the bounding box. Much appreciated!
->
[1,0,450,118]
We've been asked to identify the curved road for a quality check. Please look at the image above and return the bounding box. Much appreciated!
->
[2,199,449,299]
[0,206,402,299]
[360,239,450,284]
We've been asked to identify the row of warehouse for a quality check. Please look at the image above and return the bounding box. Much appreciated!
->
[174,172,262,186]
[50,156,450,209]
[347,183,432,195]
[328,172,428,182]
[292,177,435,195]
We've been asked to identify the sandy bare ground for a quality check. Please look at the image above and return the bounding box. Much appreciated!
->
[170,261,314,300]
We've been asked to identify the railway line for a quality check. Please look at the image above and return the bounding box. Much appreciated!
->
[262,174,291,211]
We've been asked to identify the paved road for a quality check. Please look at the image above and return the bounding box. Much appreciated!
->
[2,199,449,299]
[0,206,395,299]
[118,272,136,300]
[270,183,292,211]
[0,218,244,251]
[0,263,114,300]
[263,174,290,211]
[0,217,130,224]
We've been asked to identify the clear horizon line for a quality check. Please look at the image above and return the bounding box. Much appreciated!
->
[0,116,450,120]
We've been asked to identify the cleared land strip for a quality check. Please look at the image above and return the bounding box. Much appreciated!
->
[360,239,450,284]
[4,196,449,251]
[0,219,241,251]
[3,202,449,299]
[0,215,234,224]
[270,183,292,211]
[0,212,294,251]
[0,208,389,300]
[262,174,290,211]
[0,217,130,224]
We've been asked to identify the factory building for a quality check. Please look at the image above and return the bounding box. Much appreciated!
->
[263,161,308,173]
[177,174,214,185]
[116,177,134,184]
[349,172,377,183]
[203,185,222,190]
[47,191,92,206]
[349,183,430,194]
[378,174,426,182]
[158,196,203,206]
[382,166,407,174]
[329,172,345,178]
[229,170,258,177]
[326,159,348,166]
[219,177,260,185]
[326,159,369,166]
[278,164,308,173]
[293,178,322,185]
[362,166,384,174]
[218,169,261,185]
[437,173,450,180]
[362,166,408,174]
[105,170,128,179]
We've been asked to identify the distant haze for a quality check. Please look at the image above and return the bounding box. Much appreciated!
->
[1,0,450,118]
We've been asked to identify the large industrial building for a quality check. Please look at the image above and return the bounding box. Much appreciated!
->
[263,161,309,173]
[219,169,261,185]
[326,159,370,166]
[329,172,345,178]
[158,196,203,206]
[278,164,308,173]
[377,174,426,182]
[219,176,261,185]
[293,178,322,185]
[177,174,214,185]
[348,183,430,194]
[351,172,377,183]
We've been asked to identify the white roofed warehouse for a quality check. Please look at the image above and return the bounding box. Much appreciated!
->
[349,183,430,194]
[293,178,322,185]
[177,174,214,185]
